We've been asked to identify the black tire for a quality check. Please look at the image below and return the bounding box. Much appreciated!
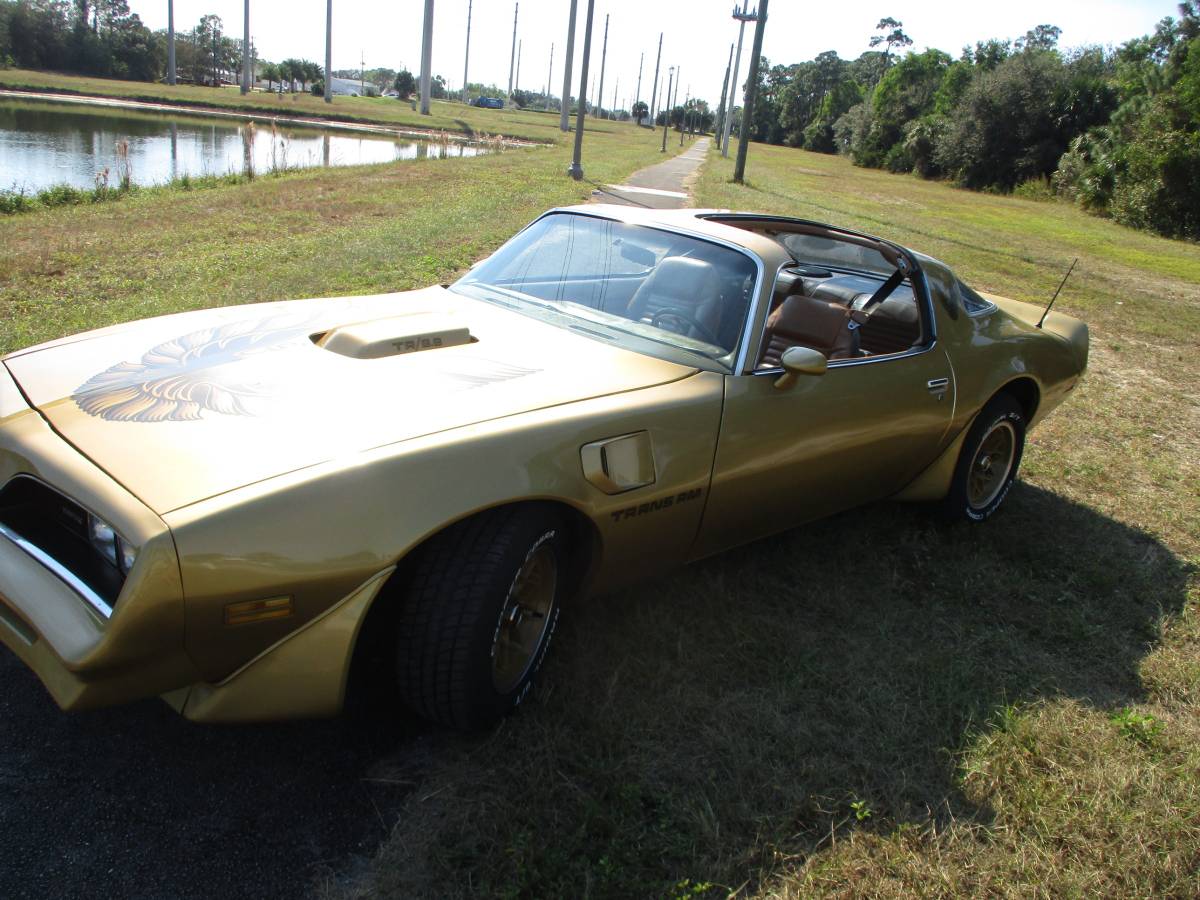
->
[395,505,567,730]
[942,393,1027,523]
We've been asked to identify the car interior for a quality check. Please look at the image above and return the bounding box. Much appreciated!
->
[460,213,928,369]
[468,215,758,356]
[705,216,929,368]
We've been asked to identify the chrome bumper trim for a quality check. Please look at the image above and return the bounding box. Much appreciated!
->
[0,521,114,619]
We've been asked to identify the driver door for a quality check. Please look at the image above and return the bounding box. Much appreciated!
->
[691,344,956,560]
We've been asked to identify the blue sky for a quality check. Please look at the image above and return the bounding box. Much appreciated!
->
[131,0,1185,107]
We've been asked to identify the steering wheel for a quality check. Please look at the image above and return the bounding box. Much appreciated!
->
[650,307,720,345]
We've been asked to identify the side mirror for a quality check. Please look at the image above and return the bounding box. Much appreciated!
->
[774,345,827,390]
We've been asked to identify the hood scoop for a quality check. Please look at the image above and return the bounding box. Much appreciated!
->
[313,313,474,360]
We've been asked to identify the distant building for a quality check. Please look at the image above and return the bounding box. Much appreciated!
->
[329,77,380,98]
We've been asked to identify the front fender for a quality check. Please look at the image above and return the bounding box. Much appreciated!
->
[163,371,725,686]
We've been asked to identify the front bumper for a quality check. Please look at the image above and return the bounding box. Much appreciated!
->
[0,363,200,710]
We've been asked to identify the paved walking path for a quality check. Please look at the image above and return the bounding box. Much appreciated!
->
[596,136,711,209]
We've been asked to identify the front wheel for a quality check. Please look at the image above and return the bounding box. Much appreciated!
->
[942,394,1027,522]
[395,506,567,730]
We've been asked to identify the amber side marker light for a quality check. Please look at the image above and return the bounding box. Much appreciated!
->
[224,596,293,627]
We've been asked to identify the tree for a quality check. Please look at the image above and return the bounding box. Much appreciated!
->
[869,17,913,79]
[632,100,648,125]
[1016,24,1062,53]
[394,69,415,98]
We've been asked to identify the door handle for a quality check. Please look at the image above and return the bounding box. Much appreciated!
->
[927,377,950,401]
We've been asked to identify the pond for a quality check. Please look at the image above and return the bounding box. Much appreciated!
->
[0,96,489,193]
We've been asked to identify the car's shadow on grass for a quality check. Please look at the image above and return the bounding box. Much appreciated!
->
[357,482,1194,896]
[1,483,1189,900]
[0,647,430,899]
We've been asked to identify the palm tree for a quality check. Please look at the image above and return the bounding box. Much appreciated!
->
[280,58,302,91]
[303,60,323,93]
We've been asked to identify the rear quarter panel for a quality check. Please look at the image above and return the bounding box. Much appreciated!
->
[921,258,1086,431]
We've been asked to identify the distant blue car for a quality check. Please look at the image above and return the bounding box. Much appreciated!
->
[474,96,505,109]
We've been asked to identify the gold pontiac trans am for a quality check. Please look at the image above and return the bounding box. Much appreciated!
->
[0,205,1088,730]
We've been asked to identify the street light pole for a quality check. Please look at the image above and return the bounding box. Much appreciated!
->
[634,52,643,121]
[507,2,518,98]
[596,14,608,120]
[419,0,434,114]
[545,43,553,109]
[733,0,768,183]
[241,0,250,93]
[722,1,756,158]
[567,0,596,179]
[680,88,688,146]
[167,0,176,85]
[324,0,332,102]
[660,66,673,152]
[649,32,662,122]
[461,0,472,104]
[715,42,732,138]
[560,0,578,129]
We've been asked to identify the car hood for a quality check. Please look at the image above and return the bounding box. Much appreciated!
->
[4,288,695,513]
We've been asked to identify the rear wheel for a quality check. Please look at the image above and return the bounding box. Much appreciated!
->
[943,393,1026,522]
[395,506,566,730]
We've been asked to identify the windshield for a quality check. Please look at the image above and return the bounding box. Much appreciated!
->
[451,212,759,370]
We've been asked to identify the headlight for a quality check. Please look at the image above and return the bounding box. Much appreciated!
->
[89,513,138,574]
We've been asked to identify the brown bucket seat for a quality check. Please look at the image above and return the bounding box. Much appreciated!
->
[759,293,869,368]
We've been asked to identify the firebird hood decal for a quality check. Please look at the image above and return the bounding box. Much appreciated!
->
[74,317,312,423]
[6,289,692,512]
[72,317,539,423]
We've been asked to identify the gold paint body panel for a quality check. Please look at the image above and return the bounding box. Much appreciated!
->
[0,207,1087,722]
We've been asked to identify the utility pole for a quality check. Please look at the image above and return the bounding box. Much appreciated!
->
[734,0,767,183]
[612,78,618,117]
[680,87,688,146]
[241,0,250,93]
[515,39,522,95]
[560,0,578,129]
[568,0,596,179]
[649,33,662,122]
[167,0,176,85]
[672,65,680,133]
[419,0,434,114]
[596,14,608,120]
[324,0,333,102]
[361,49,365,96]
[545,43,553,108]
[722,1,756,158]
[660,66,673,152]
[634,52,643,121]
[461,0,472,104]
[507,2,518,97]
[715,42,732,137]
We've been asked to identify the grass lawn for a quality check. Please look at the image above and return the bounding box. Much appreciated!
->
[2,94,1198,898]
[322,146,1198,898]
[0,68,606,144]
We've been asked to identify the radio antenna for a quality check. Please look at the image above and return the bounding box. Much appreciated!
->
[1037,258,1078,329]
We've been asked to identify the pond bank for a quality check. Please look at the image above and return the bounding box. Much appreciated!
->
[0,88,541,148]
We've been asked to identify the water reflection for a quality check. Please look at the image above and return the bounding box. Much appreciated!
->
[0,98,488,192]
